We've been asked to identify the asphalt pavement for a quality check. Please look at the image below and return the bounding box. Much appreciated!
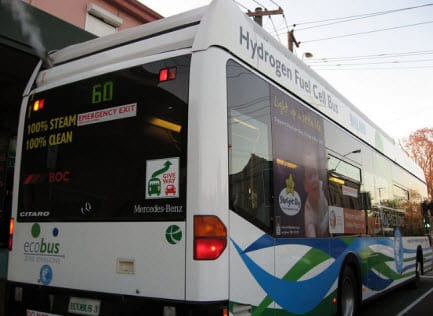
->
[360,270,433,316]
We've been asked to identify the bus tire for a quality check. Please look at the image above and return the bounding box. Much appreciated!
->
[338,265,359,316]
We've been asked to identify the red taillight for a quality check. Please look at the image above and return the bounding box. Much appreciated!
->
[159,67,177,82]
[194,215,227,260]
[8,218,14,251]
[222,307,228,316]
[195,239,226,260]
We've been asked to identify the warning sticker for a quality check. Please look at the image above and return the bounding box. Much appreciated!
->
[146,158,179,199]
[77,103,137,126]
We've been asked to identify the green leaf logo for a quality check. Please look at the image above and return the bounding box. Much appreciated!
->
[165,225,182,245]
[31,223,41,238]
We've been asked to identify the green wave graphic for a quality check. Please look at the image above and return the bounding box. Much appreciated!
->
[238,241,419,315]
[360,247,413,280]
[253,247,332,316]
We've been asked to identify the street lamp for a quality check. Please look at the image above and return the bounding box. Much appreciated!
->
[330,149,361,173]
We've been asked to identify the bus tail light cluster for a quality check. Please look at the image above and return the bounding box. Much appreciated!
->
[9,218,14,251]
[194,215,227,260]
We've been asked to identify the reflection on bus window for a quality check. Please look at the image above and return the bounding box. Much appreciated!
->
[227,60,273,231]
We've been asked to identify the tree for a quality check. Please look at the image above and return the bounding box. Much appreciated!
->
[401,128,433,199]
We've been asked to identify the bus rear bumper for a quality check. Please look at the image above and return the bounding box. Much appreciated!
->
[6,282,228,316]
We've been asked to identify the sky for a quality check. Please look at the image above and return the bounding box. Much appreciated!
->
[140,0,433,141]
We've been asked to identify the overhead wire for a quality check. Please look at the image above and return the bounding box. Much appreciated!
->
[306,50,433,64]
[268,16,281,41]
[302,20,433,43]
[267,0,281,7]
[234,0,250,12]
[282,12,290,32]
[310,58,433,68]
[251,0,267,9]
[295,3,433,31]
[310,65,433,71]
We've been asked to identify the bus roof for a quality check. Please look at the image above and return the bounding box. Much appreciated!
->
[42,0,424,182]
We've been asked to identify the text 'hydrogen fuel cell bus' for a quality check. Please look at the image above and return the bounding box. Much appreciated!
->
[7,0,433,315]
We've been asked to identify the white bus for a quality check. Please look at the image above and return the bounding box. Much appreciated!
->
[7,0,432,315]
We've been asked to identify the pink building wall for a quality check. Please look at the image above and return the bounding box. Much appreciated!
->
[23,0,162,31]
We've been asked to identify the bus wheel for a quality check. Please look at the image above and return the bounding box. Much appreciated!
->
[338,265,359,316]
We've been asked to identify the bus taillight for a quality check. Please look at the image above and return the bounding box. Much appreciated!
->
[9,218,14,251]
[222,307,228,316]
[194,215,227,260]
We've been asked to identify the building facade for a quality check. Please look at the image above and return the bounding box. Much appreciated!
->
[23,0,163,36]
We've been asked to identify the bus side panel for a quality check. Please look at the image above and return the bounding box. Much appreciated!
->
[185,48,229,301]
[230,215,339,316]
[363,236,433,301]
[229,212,275,314]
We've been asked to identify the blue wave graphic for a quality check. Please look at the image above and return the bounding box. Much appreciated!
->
[232,238,343,314]
[232,235,406,314]
[363,270,393,291]
[243,234,274,253]
[402,263,416,273]
[244,234,351,258]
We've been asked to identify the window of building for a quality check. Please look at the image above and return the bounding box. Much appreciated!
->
[85,3,123,36]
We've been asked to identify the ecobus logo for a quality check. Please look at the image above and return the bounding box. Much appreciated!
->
[24,223,62,256]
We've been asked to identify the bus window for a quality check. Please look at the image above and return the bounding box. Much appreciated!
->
[18,55,190,222]
[328,175,361,210]
[393,185,409,209]
[227,60,273,232]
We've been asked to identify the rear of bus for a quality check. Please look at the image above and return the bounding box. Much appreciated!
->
[6,44,227,315]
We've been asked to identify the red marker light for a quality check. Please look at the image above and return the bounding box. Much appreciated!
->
[33,99,45,112]
[167,67,176,80]
[159,69,168,82]
[159,67,177,82]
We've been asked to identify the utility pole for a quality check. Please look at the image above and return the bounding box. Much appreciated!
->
[288,29,299,53]
[246,7,299,53]
[247,7,283,27]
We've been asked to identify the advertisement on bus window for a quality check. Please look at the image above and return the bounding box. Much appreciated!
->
[329,206,366,235]
[271,86,329,238]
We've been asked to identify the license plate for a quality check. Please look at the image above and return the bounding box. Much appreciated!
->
[68,297,101,316]
[27,310,62,316]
